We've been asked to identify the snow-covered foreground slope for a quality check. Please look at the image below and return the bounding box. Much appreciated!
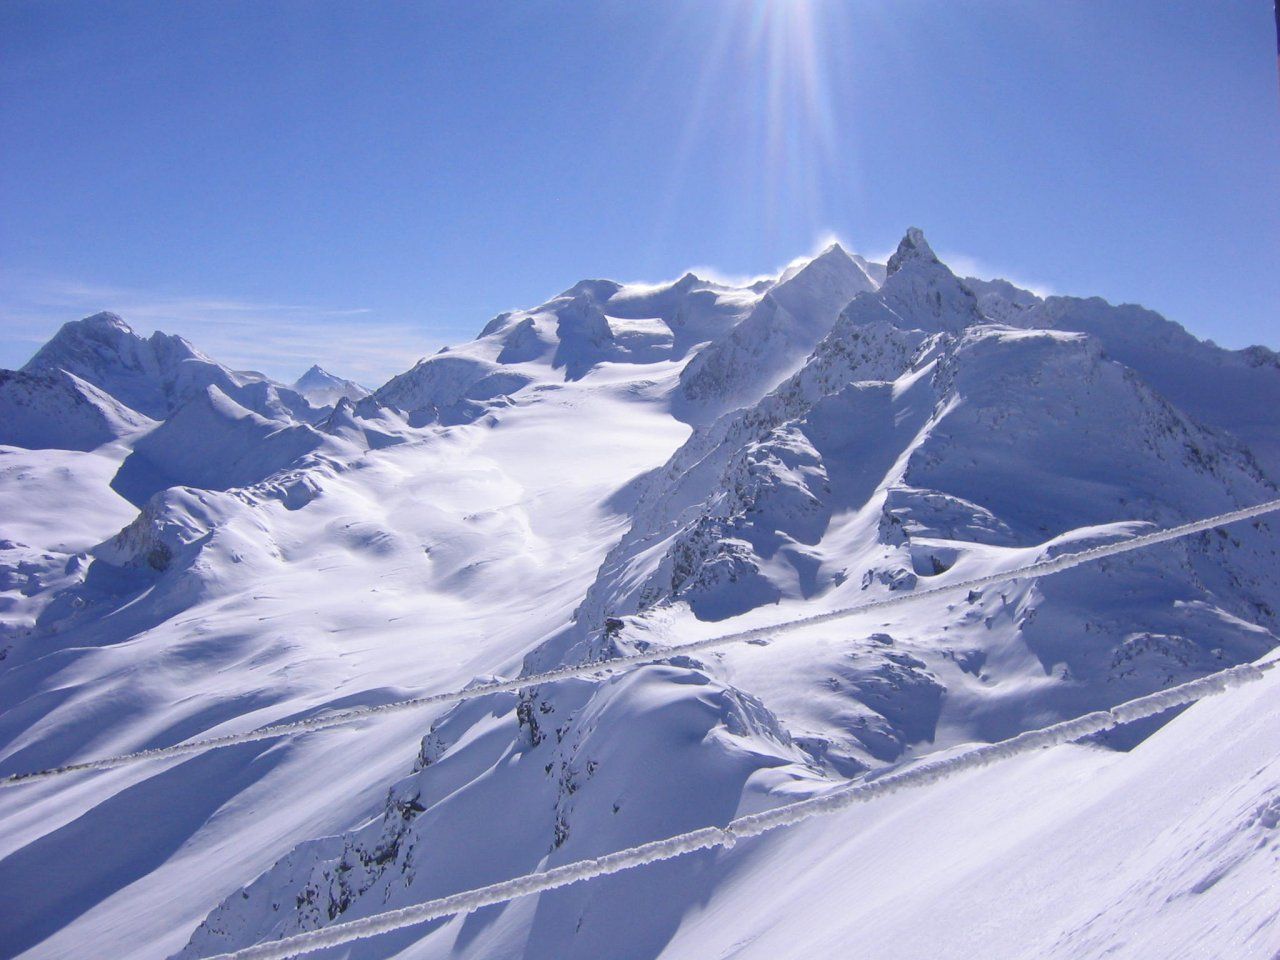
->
[1,230,1278,960]
[658,655,1280,960]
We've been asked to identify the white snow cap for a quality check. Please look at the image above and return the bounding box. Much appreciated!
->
[79,310,133,331]
[886,227,938,276]
[292,365,371,406]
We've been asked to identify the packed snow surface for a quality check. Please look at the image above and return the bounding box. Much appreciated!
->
[1,230,1278,960]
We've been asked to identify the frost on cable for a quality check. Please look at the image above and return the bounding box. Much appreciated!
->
[189,662,1276,960]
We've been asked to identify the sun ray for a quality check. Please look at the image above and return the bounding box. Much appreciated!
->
[651,0,865,266]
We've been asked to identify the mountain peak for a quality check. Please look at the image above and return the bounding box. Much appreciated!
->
[802,241,855,272]
[775,241,861,289]
[33,311,140,356]
[886,227,938,276]
[21,311,320,421]
[80,310,133,332]
[23,312,146,377]
[557,278,624,303]
[292,364,370,406]
[295,365,343,386]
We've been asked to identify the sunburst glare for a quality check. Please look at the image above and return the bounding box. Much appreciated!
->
[650,0,868,265]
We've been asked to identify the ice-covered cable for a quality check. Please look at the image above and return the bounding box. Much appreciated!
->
[4,497,1278,789]
[197,659,1275,960]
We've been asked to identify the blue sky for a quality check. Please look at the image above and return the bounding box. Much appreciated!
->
[2,0,1277,384]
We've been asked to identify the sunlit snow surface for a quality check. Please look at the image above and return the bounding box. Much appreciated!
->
[1,233,1278,960]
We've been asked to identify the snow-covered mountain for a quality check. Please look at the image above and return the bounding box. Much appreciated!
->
[370,269,757,426]
[109,386,351,507]
[23,312,322,423]
[982,286,1280,480]
[677,242,882,420]
[2,231,1278,960]
[0,367,155,452]
[292,365,370,408]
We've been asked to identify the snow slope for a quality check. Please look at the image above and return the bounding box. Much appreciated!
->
[968,279,1280,479]
[677,242,881,421]
[371,271,757,427]
[109,386,348,506]
[1,230,1278,960]
[0,368,155,452]
[657,655,1280,960]
[0,340,692,960]
[0,442,141,666]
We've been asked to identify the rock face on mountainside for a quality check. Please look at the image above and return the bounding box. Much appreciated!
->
[2,231,1279,960]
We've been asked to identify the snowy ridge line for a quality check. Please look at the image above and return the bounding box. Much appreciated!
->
[4,497,1278,789]
[198,660,1276,960]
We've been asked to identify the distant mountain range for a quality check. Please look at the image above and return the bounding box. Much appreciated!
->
[2,230,1278,960]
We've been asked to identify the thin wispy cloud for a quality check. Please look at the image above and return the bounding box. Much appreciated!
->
[936,251,1055,299]
[0,271,445,386]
